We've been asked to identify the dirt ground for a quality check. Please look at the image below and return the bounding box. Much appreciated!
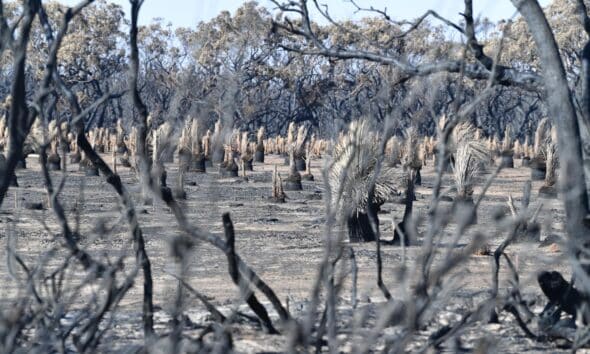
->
[0,153,574,353]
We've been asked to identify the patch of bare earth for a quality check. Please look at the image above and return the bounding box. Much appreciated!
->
[0,154,569,352]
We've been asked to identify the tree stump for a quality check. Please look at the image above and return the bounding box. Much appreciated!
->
[538,271,590,323]
[284,173,302,191]
[47,153,61,171]
[244,159,253,171]
[499,153,514,168]
[193,156,206,173]
[70,151,81,164]
[454,196,477,225]
[295,157,306,172]
[212,148,224,164]
[16,157,26,169]
[347,211,376,243]
[530,158,546,181]
[254,150,264,163]
[220,162,238,177]
[415,168,422,186]
[178,148,191,172]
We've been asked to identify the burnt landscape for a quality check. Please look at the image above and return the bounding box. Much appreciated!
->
[0,0,589,353]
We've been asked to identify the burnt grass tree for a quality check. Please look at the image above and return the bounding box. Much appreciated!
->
[329,120,402,243]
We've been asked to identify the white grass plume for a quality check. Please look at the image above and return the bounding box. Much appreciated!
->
[329,119,403,216]
[452,142,480,198]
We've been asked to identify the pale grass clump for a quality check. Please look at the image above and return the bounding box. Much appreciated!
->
[271,164,285,202]
[152,121,174,164]
[279,135,286,154]
[240,131,253,176]
[423,136,435,163]
[533,117,550,159]
[523,135,532,158]
[263,137,274,154]
[25,118,43,154]
[384,135,401,165]
[329,119,401,217]
[177,122,193,174]
[286,121,296,148]
[190,117,202,157]
[452,142,480,199]
[501,125,513,154]
[0,116,6,152]
[240,131,250,158]
[115,120,126,152]
[256,126,265,153]
[544,142,558,187]
[514,140,522,157]
[202,129,211,160]
[437,116,488,161]
[449,121,489,162]
[401,127,422,170]
[210,119,225,162]
[295,124,309,158]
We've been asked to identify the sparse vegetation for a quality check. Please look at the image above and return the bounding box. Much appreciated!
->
[1,0,590,352]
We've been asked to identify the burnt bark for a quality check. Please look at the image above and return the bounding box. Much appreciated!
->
[0,1,39,207]
[347,211,376,243]
[538,270,590,322]
[222,213,279,334]
[511,0,590,243]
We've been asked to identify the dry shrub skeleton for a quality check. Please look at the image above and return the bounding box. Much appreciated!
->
[0,0,589,352]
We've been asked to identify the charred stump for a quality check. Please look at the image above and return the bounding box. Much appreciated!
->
[70,150,81,164]
[499,152,514,168]
[538,271,590,323]
[392,172,415,245]
[347,211,376,243]
[295,157,306,172]
[254,150,264,163]
[212,147,224,164]
[178,147,191,172]
[454,196,477,225]
[47,153,61,171]
[192,154,206,173]
[530,157,546,181]
[0,154,18,187]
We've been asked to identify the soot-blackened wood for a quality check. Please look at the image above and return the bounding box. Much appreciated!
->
[538,270,589,321]
[0,3,38,208]
[415,168,422,186]
[392,173,415,245]
[128,0,158,337]
[512,0,590,244]
[0,154,18,187]
[254,150,264,163]
[222,213,278,334]
[347,208,377,243]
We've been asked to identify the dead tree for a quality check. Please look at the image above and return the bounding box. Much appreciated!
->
[0,1,40,207]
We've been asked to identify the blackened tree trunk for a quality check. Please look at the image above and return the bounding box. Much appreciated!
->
[0,2,38,207]
[347,199,379,243]
[393,172,415,245]
[347,211,376,243]
[511,0,590,243]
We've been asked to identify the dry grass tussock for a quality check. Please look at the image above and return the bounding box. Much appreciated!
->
[329,119,404,216]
